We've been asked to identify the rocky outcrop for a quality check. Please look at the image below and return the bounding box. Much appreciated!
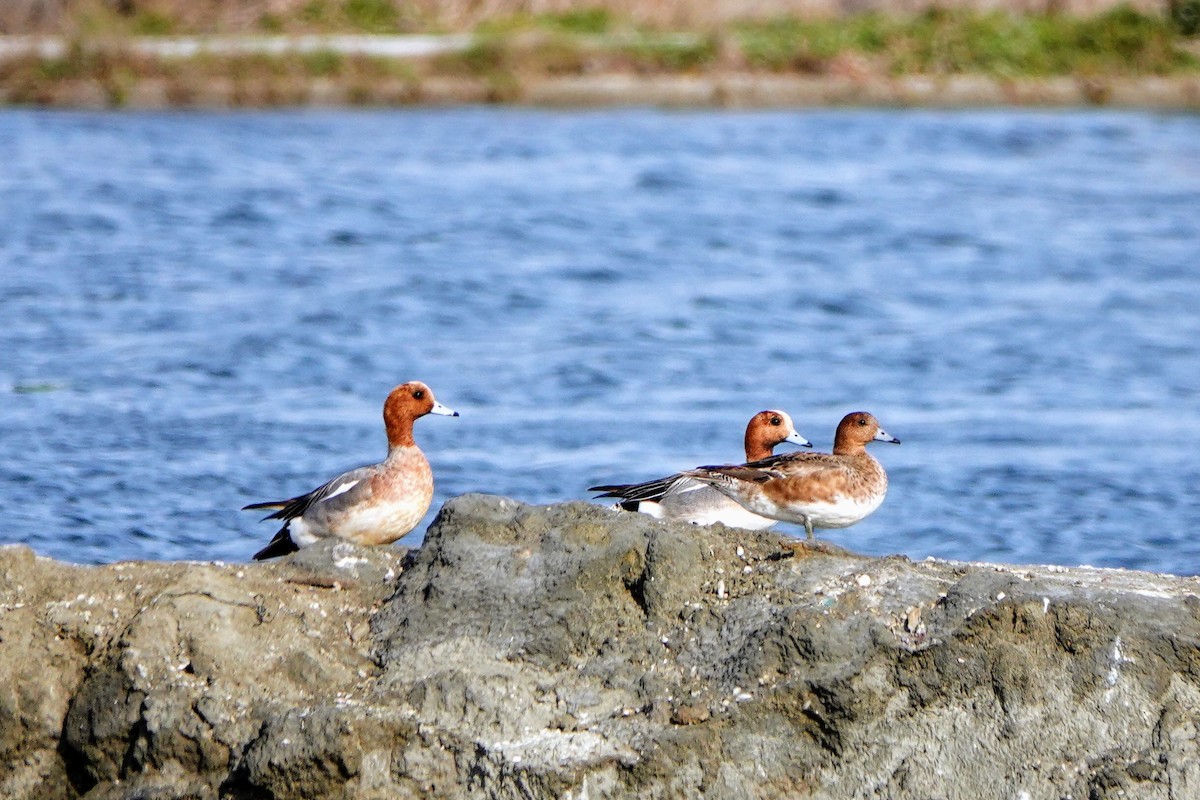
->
[2,494,1199,799]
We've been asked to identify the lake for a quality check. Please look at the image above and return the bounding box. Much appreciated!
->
[1,107,1198,572]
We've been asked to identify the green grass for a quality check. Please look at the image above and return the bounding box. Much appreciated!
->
[476,7,613,36]
[541,8,612,34]
[438,37,509,75]
[300,0,332,27]
[131,11,175,36]
[460,5,1197,78]
[295,0,400,33]
[735,6,1199,76]
[2,5,1198,108]
[258,13,285,33]
[618,35,718,72]
[301,49,343,77]
[343,0,398,32]
[1170,0,1200,35]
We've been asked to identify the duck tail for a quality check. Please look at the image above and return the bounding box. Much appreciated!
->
[252,526,299,561]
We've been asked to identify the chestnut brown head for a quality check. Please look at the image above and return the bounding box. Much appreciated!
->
[832,411,899,455]
[744,410,812,461]
[383,381,457,447]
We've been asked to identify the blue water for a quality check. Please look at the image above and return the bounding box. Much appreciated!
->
[1,108,1198,573]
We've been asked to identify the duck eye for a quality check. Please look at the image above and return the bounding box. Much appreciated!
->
[770,417,781,426]
[858,417,867,425]
[413,390,426,400]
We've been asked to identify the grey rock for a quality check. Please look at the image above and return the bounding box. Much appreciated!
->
[1,496,1199,799]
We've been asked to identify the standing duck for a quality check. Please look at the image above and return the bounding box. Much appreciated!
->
[245,381,457,560]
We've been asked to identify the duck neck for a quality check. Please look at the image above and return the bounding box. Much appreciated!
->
[744,437,773,462]
[832,439,867,457]
[385,412,417,450]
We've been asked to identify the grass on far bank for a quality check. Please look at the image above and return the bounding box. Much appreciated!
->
[0,47,420,106]
[734,6,1198,76]
[442,5,1200,78]
[1,6,1198,106]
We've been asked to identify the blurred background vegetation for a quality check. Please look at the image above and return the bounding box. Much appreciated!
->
[1,0,1197,105]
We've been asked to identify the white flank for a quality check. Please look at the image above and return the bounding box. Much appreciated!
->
[683,502,776,531]
[337,501,426,544]
[635,501,666,519]
[288,517,322,548]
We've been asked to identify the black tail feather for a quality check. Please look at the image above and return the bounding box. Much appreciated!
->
[242,500,291,522]
[252,527,299,561]
[242,500,286,511]
[589,474,680,504]
[589,483,632,498]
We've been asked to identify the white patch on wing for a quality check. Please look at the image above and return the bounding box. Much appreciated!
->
[321,479,361,503]
[662,477,706,497]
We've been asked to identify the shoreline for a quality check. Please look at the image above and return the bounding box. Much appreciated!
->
[4,71,1200,109]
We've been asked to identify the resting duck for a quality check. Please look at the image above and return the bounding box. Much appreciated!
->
[244,381,457,560]
[684,411,899,539]
[590,410,811,530]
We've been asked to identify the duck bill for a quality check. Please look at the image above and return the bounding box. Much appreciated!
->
[874,429,900,444]
[430,402,459,417]
[785,432,814,448]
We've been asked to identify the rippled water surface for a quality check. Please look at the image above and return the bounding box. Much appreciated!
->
[2,108,1198,572]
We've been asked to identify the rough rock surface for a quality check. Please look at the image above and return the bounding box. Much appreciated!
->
[1,493,1199,799]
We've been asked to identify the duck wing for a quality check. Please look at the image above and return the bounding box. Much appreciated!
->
[243,464,376,522]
